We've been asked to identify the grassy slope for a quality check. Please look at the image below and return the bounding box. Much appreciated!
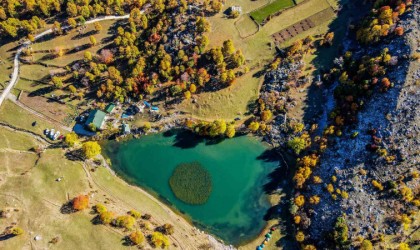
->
[0,103,211,249]
[0,100,62,139]
[178,0,335,120]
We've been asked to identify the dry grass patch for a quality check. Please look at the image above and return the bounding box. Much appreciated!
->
[20,92,77,126]
[0,127,40,150]
[0,100,63,138]
[236,15,259,38]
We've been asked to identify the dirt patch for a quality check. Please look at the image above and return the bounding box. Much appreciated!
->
[19,91,75,126]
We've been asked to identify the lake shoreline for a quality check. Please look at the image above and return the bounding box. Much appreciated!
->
[101,131,282,248]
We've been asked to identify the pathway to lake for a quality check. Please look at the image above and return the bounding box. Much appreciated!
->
[103,130,279,245]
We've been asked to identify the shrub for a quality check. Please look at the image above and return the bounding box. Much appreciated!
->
[327,184,334,193]
[309,195,320,205]
[287,137,307,154]
[333,216,349,247]
[10,227,24,236]
[371,180,384,191]
[400,186,414,202]
[72,195,89,211]
[94,204,107,214]
[398,243,410,250]
[313,176,322,184]
[128,210,141,219]
[400,214,412,230]
[129,231,145,245]
[161,223,174,235]
[248,121,260,132]
[360,239,373,250]
[294,215,301,224]
[295,231,305,242]
[114,215,136,230]
[142,213,152,220]
[169,162,212,205]
[261,110,272,122]
[99,211,115,224]
[151,232,170,248]
[294,195,305,207]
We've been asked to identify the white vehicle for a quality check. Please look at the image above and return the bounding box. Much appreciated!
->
[53,131,60,140]
[49,129,55,138]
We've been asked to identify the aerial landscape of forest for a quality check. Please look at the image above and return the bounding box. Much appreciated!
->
[0,0,418,249]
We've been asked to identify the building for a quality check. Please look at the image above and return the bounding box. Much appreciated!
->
[230,6,242,14]
[104,103,116,113]
[85,109,106,131]
[122,123,131,134]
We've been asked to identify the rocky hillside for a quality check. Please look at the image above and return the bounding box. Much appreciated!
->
[307,2,419,248]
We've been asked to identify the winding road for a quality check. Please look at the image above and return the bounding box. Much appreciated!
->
[0,14,130,107]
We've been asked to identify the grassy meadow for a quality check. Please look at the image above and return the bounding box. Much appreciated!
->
[250,0,296,25]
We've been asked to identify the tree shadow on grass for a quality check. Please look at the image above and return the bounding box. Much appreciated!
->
[28,86,55,97]
[71,30,97,40]
[60,201,76,214]
[0,234,15,241]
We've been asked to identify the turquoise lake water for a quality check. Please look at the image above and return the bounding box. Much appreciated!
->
[103,130,279,245]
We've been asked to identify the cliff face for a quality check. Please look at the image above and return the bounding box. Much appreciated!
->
[307,2,419,247]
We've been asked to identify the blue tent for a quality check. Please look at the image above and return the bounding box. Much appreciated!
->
[144,101,151,107]
[151,106,159,111]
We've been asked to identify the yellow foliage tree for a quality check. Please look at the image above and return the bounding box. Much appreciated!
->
[151,232,170,248]
[82,141,101,159]
[65,132,79,147]
[294,195,305,207]
[295,231,305,242]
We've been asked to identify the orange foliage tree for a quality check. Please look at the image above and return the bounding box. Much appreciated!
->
[72,194,89,211]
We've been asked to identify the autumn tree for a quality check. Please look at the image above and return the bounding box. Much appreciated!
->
[114,215,136,230]
[89,36,97,46]
[99,211,115,224]
[94,22,102,32]
[395,26,404,36]
[248,121,260,132]
[68,18,77,28]
[10,227,24,236]
[94,203,107,214]
[51,76,63,88]
[222,39,235,57]
[82,141,101,159]
[151,232,170,248]
[72,194,89,210]
[196,17,210,33]
[360,239,373,250]
[100,49,114,64]
[84,51,92,61]
[225,124,235,138]
[287,137,307,154]
[261,110,272,122]
[129,231,145,245]
[65,132,79,147]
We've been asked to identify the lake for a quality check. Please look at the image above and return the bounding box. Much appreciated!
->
[103,130,279,245]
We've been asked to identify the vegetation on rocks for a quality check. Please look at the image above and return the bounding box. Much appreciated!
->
[169,162,212,205]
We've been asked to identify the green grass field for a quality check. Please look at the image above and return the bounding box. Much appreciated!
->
[250,0,295,25]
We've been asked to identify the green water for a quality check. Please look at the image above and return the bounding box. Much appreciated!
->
[103,130,279,245]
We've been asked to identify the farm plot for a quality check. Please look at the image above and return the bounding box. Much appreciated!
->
[250,0,295,25]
